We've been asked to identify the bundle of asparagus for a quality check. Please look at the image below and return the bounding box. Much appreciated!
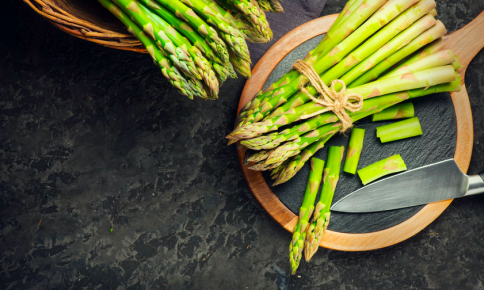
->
[228,0,461,186]
[98,0,283,99]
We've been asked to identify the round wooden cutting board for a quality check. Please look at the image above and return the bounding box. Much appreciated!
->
[236,12,484,251]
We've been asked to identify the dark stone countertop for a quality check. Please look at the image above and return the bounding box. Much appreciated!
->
[1,0,484,289]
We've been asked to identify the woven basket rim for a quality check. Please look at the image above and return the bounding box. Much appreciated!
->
[24,0,146,52]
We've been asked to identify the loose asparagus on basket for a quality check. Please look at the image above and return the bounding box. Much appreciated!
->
[98,0,284,99]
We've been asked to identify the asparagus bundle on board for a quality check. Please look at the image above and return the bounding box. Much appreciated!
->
[98,0,283,99]
[229,0,461,187]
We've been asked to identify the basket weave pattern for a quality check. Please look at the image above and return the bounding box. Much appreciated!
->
[24,0,146,52]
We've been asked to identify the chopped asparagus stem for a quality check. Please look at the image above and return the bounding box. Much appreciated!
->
[343,128,365,174]
[358,154,407,185]
[377,117,423,143]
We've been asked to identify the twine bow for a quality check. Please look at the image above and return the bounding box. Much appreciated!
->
[293,59,364,132]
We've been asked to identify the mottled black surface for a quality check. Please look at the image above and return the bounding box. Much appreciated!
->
[1,0,484,289]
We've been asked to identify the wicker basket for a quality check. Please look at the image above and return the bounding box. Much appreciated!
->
[24,0,147,53]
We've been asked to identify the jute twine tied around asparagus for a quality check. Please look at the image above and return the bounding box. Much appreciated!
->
[293,59,364,132]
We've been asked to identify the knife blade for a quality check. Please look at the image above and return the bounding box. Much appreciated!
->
[330,159,484,213]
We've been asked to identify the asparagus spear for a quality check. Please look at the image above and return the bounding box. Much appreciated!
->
[256,0,274,12]
[385,38,446,75]
[154,0,229,64]
[343,128,365,174]
[382,49,456,79]
[178,0,251,62]
[305,146,344,261]
[223,0,273,41]
[289,157,325,275]
[113,0,201,80]
[97,0,201,99]
[137,2,220,97]
[268,0,283,13]
[372,102,414,121]
[273,134,334,186]
[358,154,407,185]
[230,51,252,78]
[271,77,461,185]
[350,20,448,87]
[377,117,423,143]
[229,65,457,141]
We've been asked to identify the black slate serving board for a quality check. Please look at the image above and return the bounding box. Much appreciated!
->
[260,35,457,234]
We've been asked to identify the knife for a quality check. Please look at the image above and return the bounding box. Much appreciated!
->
[330,159,484,213]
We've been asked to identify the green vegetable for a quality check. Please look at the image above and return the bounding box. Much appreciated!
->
[289,157,325,275]
[305,146,344,261]
[372,103,415,122]
[358,154,407,185]
[343,128,365,174]
[376,117,423,143]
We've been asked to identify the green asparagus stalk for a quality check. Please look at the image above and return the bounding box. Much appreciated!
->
[372,102,414,121]
[358,154,407,185]
[377,116,423,143]
[271,77,461,184]
[98,0,201,99]
[248,159,284,171]
[137,2,220,97]
[235,0,385,127]
[304,146,344,261]
[228,65,457,141]
[113,0,202,80]
[230,51,252,78]
[273,134,334,186]
[178,0,251,62]
[265,123,342,165]
[244,149,270,163]
[289,157,325,275]
[154,0,229,63]
[224,0,273,41]
[343,128,365,174]
[268,0,283,13]
[382,49,455,79]
[349,20,448,87]
[386,38,446,74]
[235,0,421,129]
[256,0,274,12]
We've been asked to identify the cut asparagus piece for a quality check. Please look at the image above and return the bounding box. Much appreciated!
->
[343,128,365,174]
[372,103,414,121]
[376,117,423,143]
[305,146,344,261]
[289,157,325,275]
[358,154,407,185]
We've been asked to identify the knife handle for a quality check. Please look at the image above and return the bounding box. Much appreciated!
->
[465,173,484,197]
